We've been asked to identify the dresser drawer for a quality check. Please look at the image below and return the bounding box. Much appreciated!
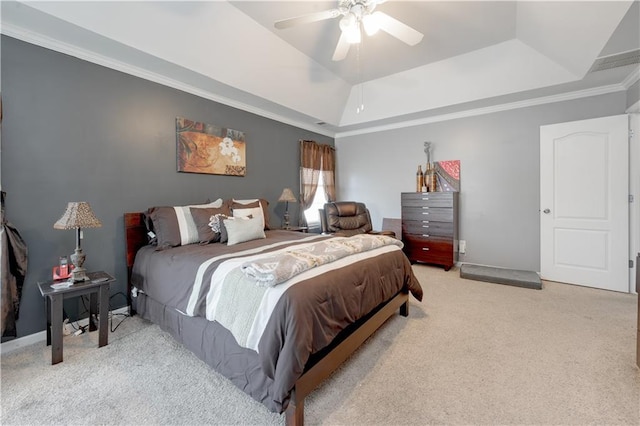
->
[402,220,453,237]
[401,206,453,222]
[401,192,454,208]
[403,236,455,265]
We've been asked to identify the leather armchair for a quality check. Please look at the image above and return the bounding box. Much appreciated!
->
[321,201,395,237]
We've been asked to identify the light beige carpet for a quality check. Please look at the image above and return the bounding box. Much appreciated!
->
[2,265,639,425]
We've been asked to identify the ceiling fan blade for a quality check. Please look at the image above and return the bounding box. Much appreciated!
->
[373,11,423,46]
[274,9,341,30]
[332,32,351,61]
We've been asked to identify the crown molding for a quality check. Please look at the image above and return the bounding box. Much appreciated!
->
[1,23,336,138]
[622,65,640,89]
[335,83,628,138]
[3,23,634,141]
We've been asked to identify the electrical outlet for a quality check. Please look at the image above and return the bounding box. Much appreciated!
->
[459,240,466,254]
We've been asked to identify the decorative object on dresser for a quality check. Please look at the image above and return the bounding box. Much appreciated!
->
[401,192,459,271]
[434,160,461,192]
[278,187,297,229]
[416,165,424,192]
[53,202,102,282]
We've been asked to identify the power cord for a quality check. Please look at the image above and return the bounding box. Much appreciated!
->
[109,292,130,333]
[63,291,131,336]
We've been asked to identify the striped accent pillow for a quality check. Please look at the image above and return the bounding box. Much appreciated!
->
[148,199,223,249]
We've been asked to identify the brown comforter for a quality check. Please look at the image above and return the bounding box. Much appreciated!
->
[132,230,422,413]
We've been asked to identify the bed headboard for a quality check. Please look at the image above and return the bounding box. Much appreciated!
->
[124,212,147,314]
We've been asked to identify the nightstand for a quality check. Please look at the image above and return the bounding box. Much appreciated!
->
[37,271,114,364]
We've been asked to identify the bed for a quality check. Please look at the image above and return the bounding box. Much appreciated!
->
[124,202,422,425]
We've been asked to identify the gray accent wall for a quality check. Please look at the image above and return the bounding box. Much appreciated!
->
[1,36,333,339]
[335,92,629,272]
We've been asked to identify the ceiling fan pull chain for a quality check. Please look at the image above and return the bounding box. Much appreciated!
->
[357,43,364,114]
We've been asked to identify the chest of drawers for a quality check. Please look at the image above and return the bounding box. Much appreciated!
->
[401,192,459,270]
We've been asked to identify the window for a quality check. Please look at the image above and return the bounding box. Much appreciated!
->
[304,171,327,228]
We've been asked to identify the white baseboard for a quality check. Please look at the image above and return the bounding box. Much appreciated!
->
[0,306,130,355]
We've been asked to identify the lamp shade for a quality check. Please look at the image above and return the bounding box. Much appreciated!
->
[278,188,297,203]
[53,202,102,230]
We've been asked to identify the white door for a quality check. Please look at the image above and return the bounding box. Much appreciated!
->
[540,115,629,292]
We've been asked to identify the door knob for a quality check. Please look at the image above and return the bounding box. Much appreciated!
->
[543,209,551,214]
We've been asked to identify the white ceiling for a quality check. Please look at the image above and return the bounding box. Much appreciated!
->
[2,1,639,137]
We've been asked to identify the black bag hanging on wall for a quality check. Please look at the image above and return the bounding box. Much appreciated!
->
[1,191,29,340]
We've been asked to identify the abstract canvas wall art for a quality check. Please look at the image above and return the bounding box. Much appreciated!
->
[434,160,460,192]
[176,117,246,176]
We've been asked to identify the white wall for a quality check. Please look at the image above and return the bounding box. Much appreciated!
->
[336,92,629,271]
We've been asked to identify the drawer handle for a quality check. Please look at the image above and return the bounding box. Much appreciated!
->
[422,212,429,215]
[422,221,430,224]
[422,234,430,237]
[422,225,429,228]
[422,206,429,209]
[422,247,430,251]
[422,198,429,201]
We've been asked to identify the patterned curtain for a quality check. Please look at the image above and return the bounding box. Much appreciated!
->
[320,144,336,202]
[299,140,322,226]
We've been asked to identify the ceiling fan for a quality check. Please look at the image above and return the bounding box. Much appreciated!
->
[274,0,424,61]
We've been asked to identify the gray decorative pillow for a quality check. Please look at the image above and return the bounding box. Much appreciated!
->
[147,200,223,249]
[224,216,266,246]
[190,206,230,244]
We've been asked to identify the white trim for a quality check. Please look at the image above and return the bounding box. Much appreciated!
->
[2,22,636,140]
[336,84,627,138]
[629,112,639,294]
[621,66,640,90]
[0,306,130,355]
[0,330,48,355]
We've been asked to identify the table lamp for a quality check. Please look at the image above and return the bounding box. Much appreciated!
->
[54,201,102,282]
[278,188,297,229]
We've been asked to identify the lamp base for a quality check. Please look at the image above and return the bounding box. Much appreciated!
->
[283,210,290,230]
[71,267,90,282]
[70,246,89,282]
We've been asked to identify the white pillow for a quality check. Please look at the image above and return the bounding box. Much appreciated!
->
[232,198,258,204]
[233,206,263,222]
[224,216,266,246]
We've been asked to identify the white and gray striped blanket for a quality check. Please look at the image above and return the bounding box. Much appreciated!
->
[185,234,404,351]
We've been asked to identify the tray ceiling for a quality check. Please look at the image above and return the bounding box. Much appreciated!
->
[2,1,638,136]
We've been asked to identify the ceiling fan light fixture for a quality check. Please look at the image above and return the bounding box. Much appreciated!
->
[362,12,380,36]
[339,13,355,32]
[340,14,361,44]
[274,0,424,61]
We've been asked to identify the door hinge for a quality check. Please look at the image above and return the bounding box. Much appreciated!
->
[630,195,635,203]
[630,259,634,268]
[630,129,635,138]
